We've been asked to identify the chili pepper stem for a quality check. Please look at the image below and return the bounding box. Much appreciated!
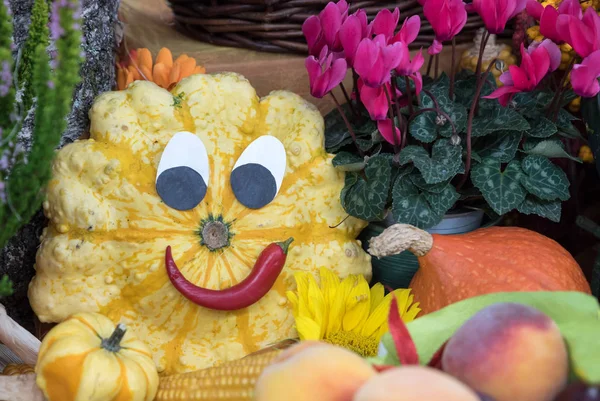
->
[277,238,294,254]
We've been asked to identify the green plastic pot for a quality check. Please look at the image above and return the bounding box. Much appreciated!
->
[359,209,500,290]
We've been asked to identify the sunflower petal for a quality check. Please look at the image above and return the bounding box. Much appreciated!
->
[307,274,326,336]
[361,294,392,338]
[295,315,322,341]
[169,63,182,86]
[343,276,371,332]
[370,283,385,314]
[326,275,353,336]
[286,291,299,316]
[179,57,197,80]
[152,63,170,89]
[402,302,421,323]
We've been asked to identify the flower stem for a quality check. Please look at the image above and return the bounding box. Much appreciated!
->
[475,30,491,82]
[352,69,362,110]
[404,76,414,116]
[330,92,364,157]
[449,37,457,99]
[426,54,434,77]
[435,54,440,79]
[384,85,401,151]
[458,58,497,189]
[339,82,358,118]
[391,78,407,149]
[548,56,576,121]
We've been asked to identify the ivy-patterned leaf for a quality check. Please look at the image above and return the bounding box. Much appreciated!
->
[517,195,562,223]
[399,139,463,184]
[424,185,460,217]
[340,155,392,221]
[471,158,527,215]
[391,179,446,229]
[520,155,570,201]
[324,106,375,152]
[521,139,582,162]
[409,110,439,143]
[332,152,365,172]
[474,130,522,163]
[526,116,557,138]
[453,73,496,108]
[409,174,451,194]
[471,104,530,137]
[556,108,582,139]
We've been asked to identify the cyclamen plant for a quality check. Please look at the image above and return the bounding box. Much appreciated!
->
[305,0,597,229]
[0,0,83,296]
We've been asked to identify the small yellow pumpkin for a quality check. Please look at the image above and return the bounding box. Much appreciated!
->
[35,312,159,401]
[28,72,371,374]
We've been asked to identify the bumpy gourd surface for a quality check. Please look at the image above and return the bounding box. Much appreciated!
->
[28,73,371,374]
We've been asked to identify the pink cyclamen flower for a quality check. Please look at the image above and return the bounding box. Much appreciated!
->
[526,0,581,43]
[377,119,402,145]
[572,50,600,97]
[557,7,600,58]
[469,0,528,34]
[305,46,348,98]
[302,0,349,55]
[395,47,424,96]
[357,78,401,121]
[485,41,560,106]
[354,35,404,87]
[423,0,467,55]
[372,8,400,41]
[339,10,371,67]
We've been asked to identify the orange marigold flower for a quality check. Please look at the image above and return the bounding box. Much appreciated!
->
[116,47,206,91]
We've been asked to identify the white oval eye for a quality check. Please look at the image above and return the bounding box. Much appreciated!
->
[230,136,286,209]
[156,131,209,211]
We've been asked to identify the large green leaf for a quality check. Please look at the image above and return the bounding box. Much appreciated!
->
[471,103,530,137]
[340,155,391,221]
[391,177,458,229]
[517,195,562,223]
[474,130,522,163]
[399,139,463,184]
[471,158,526,215]
[521,139,582,163]
[526,116,558,138]
[520,155,570,201]
[332,152,365,172]
[556,108,582,139]
[324,106,375,152]
[378,291,600,383]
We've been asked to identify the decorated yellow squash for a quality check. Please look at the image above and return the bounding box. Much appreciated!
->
[36,312,158,401]
[28,72,371,374]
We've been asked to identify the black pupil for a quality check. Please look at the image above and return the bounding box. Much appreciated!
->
[230,163,277,209]
[156,166,207,211]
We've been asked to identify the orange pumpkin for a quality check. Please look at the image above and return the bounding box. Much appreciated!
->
[368,224,591,315]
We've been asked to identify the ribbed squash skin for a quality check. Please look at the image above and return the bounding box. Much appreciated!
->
[28,73,371,374]
[410,227,591,315]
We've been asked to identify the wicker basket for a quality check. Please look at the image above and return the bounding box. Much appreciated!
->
[169,0,509,54]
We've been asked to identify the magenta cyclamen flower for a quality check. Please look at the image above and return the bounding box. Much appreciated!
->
[354,35,403,88]
[305,46,347,98]
[485,40,560,106]
[526,0,581,43]
[377,119,402,145]
[302,0,349,56]
[423,0,467,55]
[572,50,600,97]
[469,0,528,34]
[339,10,371,67]
[395,47,424,95]
[557,7,600,58]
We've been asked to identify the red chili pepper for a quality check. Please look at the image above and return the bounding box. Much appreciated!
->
[165,238,294,311]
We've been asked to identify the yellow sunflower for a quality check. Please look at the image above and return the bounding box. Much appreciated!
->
[286,267,421,357]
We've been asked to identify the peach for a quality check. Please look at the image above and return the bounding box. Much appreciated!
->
[352,365,481,401]
[254,341,377,401]
[442,302,569,401]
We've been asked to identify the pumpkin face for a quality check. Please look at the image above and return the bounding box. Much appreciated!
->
[28,73,371,374]
[35,312,158,401]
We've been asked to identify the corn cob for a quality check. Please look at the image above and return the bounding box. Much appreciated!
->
[1,363,35,375]
[156,340,298,401]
